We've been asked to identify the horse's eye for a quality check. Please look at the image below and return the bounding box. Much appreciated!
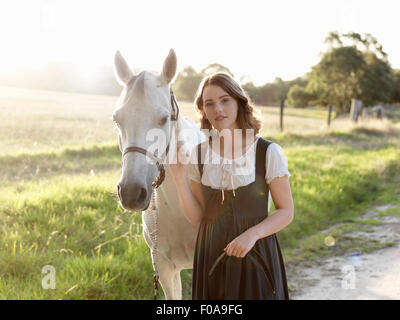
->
[158,117,168,126]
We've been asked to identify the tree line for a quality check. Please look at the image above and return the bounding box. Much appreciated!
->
[173,31,400,117]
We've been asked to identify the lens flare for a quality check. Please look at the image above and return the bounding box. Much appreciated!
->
[324,235,335,246]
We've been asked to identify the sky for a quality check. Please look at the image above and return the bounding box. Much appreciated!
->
[0,0,399,85]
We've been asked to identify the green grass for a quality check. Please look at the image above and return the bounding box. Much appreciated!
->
[1,86,400,299]
[0,172,161,299]
[279,144,400,244]
[0,142,121,181]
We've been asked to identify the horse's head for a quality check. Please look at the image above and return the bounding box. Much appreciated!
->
[112,49,178,211]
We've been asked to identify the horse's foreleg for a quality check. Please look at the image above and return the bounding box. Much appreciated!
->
[155,252,182,300]
[173,268,183,299]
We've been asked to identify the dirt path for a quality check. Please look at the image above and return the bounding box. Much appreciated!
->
[288,203,400,300]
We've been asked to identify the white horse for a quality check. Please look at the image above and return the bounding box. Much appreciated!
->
[112,49,204,299]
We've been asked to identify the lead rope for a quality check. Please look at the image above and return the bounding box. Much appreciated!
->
[150,93,179,300]
[148,187,160,300]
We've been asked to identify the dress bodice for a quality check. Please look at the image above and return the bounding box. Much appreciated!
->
[187,134,291,212]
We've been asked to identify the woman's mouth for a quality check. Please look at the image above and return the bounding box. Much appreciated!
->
[215,116,227,121]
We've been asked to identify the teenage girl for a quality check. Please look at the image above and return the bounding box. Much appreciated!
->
[169,72,294,300]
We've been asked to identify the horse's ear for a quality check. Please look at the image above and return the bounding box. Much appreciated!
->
[114,51,133,86]
[159,48,177,86]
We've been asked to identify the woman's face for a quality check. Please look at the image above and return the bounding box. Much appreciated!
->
[202,85,239,132]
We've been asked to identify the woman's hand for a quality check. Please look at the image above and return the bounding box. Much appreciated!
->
[168,144,190,181]
[224,230,258,258]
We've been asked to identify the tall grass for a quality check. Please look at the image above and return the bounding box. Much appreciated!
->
[0,172,157,299]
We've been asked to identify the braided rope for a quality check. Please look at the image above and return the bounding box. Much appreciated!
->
[148,90,179,299]
[148,187,160,300]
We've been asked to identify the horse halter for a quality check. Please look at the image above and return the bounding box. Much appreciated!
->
[121,87,179,189]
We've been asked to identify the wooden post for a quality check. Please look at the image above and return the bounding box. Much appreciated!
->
[350,99,362,122]
[327,105,333,127]
[280,99,284,132]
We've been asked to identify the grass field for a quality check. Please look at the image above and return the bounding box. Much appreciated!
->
[1,85,399,299]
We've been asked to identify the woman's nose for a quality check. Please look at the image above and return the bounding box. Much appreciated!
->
[214,102,223,112]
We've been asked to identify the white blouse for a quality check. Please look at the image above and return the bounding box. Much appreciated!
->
[187,134,291,213]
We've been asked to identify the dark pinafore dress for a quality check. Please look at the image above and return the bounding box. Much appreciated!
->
[192,137,289,300]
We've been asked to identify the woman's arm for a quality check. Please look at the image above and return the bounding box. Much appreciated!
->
[249,175,294,240]
[168,157,205,228]
[224,175,294,258]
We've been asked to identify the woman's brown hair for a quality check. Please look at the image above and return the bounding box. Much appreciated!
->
[194,72,262,136]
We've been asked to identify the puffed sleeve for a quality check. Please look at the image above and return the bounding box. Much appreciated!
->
[187,144,201,183]
[265,143,291,184]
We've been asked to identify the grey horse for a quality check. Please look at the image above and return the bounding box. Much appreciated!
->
[113,49,204,299]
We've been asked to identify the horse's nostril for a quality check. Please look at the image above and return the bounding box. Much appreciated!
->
[118,183,147,209]
[138,187,147,204]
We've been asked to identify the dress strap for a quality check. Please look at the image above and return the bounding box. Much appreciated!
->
[255,137,273,179]
[197,140,210,179]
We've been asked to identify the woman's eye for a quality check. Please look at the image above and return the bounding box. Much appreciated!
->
[223,99,229,103]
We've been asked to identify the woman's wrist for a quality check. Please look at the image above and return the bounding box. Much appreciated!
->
[247,224,264,241]
[168,165,188,182]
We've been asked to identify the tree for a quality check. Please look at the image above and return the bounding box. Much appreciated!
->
[172,66,203,102]
[307,46,366,115]
[342,32,388,62]
[393,69,400,103]
[324,31,388,61]
[257,82,278,106]
[242,81,259,104]
[287,84,314,108]
[360,52,396,107]
[173,63,235,102]
[201,63,234,78]
[315,31,396,113]
[287,76,308,88]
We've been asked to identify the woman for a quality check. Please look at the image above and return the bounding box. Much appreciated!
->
[169,72,294,300]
